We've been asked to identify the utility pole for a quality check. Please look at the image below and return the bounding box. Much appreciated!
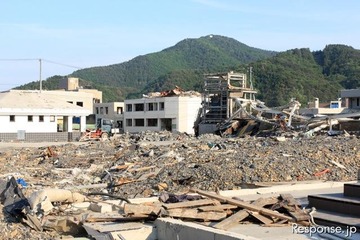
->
[39,58,42,92]
[249,66,253,89]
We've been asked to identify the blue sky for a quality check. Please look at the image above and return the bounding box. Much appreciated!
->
[1,0,359,91]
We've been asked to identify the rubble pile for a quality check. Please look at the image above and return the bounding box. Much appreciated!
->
[0,131,359,239]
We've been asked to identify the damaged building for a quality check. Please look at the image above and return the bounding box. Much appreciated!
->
[124,87,202,135]
[195,71,257,136]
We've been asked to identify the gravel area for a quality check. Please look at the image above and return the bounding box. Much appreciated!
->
[0,131,359,239]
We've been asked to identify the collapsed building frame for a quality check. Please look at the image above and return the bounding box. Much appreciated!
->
[195,70,257,135]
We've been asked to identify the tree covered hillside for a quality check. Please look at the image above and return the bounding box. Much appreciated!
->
[68,35,276,99]
[15,36,360,106]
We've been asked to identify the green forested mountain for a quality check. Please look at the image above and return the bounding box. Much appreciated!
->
[16,35,360,106]
[250,45,360,106]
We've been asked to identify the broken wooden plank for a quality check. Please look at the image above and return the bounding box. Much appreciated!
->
[124,203,162,216]
[288,211,310,222]
[278,194,310,222]
[167,208,227,221]
[163,199,220,210]
[280,194,301,207]
[198,204,238,212]
[248,211,274,225]
[213,197,277,230]
[190,188,294,222]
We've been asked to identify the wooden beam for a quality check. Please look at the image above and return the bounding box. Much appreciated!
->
[167,208,227,221]
[248,211,274,225]
[190,188,294,222]
[162,199,220,210]
[198,204,238,212]
[213,197,276,230]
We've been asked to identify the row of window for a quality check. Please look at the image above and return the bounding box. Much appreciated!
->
[95,106,124,115]
[126,102,164,112]
[68,101,83,107]
[9,115,55,122]
[125,118,158,127]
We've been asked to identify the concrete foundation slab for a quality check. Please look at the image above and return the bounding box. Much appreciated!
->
[155,218,259,240]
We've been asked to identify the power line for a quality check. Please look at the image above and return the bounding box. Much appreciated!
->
[42,59,82,69]
[0,58,39,61]
[0,58,83,69]
[0,58,83,92]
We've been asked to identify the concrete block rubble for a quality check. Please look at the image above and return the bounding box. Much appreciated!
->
[0,130,359,239]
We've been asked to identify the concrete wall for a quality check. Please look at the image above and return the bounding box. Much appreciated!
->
[178,96,202,133]
[0,132,82,142]
[155,218,258,240]
[0,115,57,133]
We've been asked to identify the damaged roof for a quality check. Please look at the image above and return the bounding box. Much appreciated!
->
[0,90,91,116]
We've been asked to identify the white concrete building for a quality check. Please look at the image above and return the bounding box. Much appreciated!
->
[124,93,201,135]
[0,90,91,134]
[94,102,125,131]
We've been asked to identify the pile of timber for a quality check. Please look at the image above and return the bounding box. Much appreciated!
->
[98,188,311,231]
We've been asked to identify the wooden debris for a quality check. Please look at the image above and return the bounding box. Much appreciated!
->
[167,208,227,221]
[277,194,310,222]
[124,203,162,216]
[248,211,274,225]
[190,188,295,222]
[213,197,277,230]
[198,204,238,212]
[162,199,220,210]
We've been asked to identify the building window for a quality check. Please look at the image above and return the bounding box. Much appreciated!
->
[135,103,144,111]
[159,102,165,110]
[100,107,104,114]
[96,107,99,114]
[10,115,15,122]
[67,101,73,104]
[50,116,55,122]
[357,98,360,106]
[135,118,145,126]
[76,101,83,107]
[105,107,109,114]
[126,119,132,127]
[147,118,158,127]
[39,115,44,122]
[126,104,133,112]
[147,103,158,111]
[117,107,123,114]
[28,115,33,122]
